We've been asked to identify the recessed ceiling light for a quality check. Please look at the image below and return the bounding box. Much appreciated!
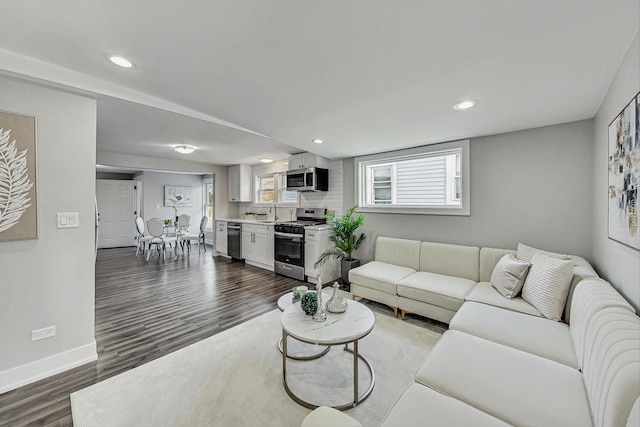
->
[260,158,274,163]
[174,145,196,154]
[109,56,135,68]
[312,139,324,144]
[453,100,478,111]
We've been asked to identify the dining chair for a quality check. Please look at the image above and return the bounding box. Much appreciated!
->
[135,217,155,256]
[146,218,177,262]
[179,216,208,254]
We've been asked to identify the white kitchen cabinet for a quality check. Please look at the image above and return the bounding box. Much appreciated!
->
[228,164,252,202]
[288,153,328,170]
[266,225,274,268]
[305,226,339,284]
[215,220,228,255]
[242,223,272,269]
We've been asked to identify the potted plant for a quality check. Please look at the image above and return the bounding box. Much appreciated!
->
[314,206,366,285]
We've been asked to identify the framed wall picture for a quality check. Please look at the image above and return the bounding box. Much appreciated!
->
[608,92,639,250]
[0,111,38,241]
[164,186,194,207]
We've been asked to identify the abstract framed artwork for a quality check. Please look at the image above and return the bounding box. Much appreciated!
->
[164,186,194,207]
[608,91,639,250]
[0,110,37,241]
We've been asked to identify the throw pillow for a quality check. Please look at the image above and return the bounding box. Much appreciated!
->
[521,252,574,321]
[490,254,531,298]
[516,243,571,263]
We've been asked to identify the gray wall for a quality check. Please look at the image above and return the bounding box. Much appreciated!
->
[0,76,97,392]
[142,171,204,230]
[345,119,594,264]
[96,151,236,221]
[592,32,639,311]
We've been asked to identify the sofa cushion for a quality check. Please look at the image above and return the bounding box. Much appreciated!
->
[348,261,415,295]
[521,252,574,321]
[450,301,578,368]
[479,247,516,283]
[381,383,510,427]
[415,330,594,427]
[490,254,531,298]
[375,236,421,270]
[465,282,543,317]
[579,307,640,427]
[563,260,602,323]
[570,278,637,369]
[397,271,475,312]
[419,242,480,282]
[301,406,362,427]
[516,242,571,262]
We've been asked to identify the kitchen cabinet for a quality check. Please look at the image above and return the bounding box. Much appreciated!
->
[242,223,271,269]
[215,220,228,255]
[228,164,252,202]
[305,226,339,284]
[288,153,328,170]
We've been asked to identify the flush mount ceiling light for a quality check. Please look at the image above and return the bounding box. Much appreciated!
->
[311,139,324,144]
[174,145,196,154]
[453,100,478,111]
[260,158,274,163]
[109,56,135,68]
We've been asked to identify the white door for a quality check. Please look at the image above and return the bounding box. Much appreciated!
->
[96,179,135,249]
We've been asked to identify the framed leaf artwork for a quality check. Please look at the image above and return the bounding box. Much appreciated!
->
[0,110,38,241]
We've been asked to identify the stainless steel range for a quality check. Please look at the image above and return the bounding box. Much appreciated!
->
[274,207,327,281]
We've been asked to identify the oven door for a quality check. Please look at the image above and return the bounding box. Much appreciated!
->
[274,231,304,267]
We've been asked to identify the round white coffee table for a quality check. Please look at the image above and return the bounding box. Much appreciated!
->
[281,299,375,410]
[277,291,332,360]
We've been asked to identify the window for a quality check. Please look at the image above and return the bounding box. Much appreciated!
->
[366,163,396,205]
[256,174,275,204]
[356,139,470,215]
[203,178,214,228]
[255,172,298,205]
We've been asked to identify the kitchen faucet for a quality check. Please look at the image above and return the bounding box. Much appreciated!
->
[270,204,278,221]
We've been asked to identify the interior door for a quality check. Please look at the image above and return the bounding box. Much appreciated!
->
[96,179,135,249]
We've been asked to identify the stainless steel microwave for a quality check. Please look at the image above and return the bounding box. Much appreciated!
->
[286,167,329,191]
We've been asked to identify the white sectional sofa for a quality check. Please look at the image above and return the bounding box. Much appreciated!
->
[302,238,640,427]
[349,237,598,324]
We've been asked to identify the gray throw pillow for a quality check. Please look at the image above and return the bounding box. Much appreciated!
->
[490,254,531,298]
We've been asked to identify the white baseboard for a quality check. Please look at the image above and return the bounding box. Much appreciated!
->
[0,341,97,394]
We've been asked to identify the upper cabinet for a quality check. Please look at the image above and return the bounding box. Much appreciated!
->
[288,153,328,170]
[228,164,252,202]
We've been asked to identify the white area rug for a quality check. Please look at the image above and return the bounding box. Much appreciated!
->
[71,308,442,427]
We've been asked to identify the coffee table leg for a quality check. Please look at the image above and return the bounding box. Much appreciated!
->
[353,339,358,407]
[282,328,287,378]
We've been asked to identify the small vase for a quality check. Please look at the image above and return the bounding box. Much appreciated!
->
[326,282,348,313]
[313,278,327,322]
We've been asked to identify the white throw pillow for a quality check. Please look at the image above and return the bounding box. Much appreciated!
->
[516,243,571,263]
[521,252,574,321]
[490,254,531,298]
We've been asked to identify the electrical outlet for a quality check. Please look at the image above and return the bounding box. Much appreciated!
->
[31,326,56,341]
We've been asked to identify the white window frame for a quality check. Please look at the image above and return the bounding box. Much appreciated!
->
[254,172,298,206]
[365,162,397,205]
[255,174,276,204]
[355,139,470,216]
[203,177,214,230]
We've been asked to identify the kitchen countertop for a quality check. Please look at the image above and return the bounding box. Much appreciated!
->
[215,218,278,225]
[216,219,332,230]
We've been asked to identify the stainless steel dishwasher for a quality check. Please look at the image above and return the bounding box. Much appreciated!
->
[227,222,242,259]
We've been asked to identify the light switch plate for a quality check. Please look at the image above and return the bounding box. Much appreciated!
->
[57,212,79,228]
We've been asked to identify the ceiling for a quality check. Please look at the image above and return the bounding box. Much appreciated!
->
[0,1,638,166]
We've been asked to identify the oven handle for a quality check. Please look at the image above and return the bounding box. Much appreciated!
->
[274,231,303,240]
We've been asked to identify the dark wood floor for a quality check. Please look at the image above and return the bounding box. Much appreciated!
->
[0,247,303,426]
